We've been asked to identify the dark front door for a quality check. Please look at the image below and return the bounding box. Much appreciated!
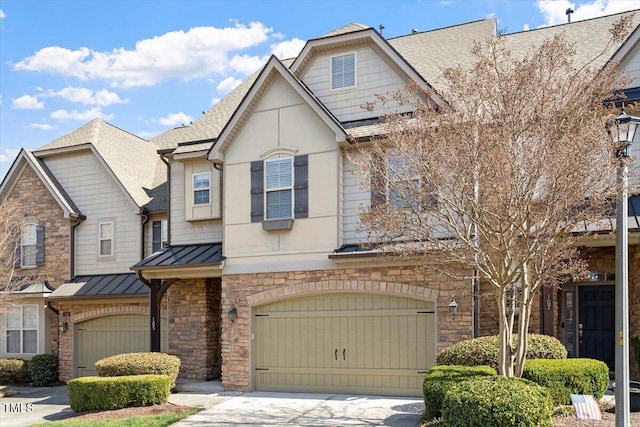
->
[578,285,615,370]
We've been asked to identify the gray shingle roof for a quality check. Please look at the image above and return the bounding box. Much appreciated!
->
[34,119,166,210]
[320,23,370,38]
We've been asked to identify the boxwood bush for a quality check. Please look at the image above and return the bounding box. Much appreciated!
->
[95,352,180,388]
[28,354,59,386]
[522,358,609,405]
[67,374,170,412]
[442,376,553,427]
[0,358,29,384]
[423,365,497,421]
[436,334,567,370]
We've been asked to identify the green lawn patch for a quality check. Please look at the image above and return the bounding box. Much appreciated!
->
[33,408,199,427]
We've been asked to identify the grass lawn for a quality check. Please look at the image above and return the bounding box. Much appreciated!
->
[33,408,199,427]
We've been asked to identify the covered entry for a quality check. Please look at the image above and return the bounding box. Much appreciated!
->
[75,314,167,377]
[254,293,436,396]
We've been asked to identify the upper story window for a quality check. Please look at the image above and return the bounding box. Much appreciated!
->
[152,220,168,253]
[265,158,294,220]
[20,223,37,267]
[193,173,211,205]
[331,53,356,90]
[5,305,38,354]
[99,221,113,257]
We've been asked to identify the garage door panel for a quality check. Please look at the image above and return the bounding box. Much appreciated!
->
[255,294,435,396]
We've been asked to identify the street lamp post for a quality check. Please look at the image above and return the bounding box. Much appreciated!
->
[608,106,640,427]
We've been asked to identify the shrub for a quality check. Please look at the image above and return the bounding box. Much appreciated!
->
[28,354,59,386]
[95,352,180,388]
[67,374,170,412]
[523,358,609,405]
[422,365,497,421]
[436,334,567,370]
[0,359,29,384]
[442,376,553,427]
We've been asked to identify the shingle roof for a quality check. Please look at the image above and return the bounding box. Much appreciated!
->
[48,273,148,299]
[320,23,370,38]
[34,119,166,210]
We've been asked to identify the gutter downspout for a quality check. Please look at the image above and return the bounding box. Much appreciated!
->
[69,213,86,279]
[140,209,149,260]
[159,152,171,246]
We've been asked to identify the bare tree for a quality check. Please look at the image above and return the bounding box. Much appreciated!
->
[350,18,634,377]
[0,199,29,314]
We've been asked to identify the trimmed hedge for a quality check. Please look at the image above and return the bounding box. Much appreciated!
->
[422,365,497,421]
[442,376,553,427]
[28,354,58,386]
[67,374,170,412]
[95,352,180,388]
[0,358,29,384]
[436,334,567,370]
[523,358,609,405]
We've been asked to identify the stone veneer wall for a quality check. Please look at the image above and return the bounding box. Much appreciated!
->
[167,278,221,380]
[220,265,471,391]
[6,165,71,357]
[630,246,640,380]
[55,302,156,382]
[478,282,542,337]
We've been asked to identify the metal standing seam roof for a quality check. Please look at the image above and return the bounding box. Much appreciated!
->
[49,273,148,299]
[132,243,224,269]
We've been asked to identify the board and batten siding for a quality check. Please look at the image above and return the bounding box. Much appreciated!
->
[169,160,223,245]
[43,151,141,275]
[300,45,413,123]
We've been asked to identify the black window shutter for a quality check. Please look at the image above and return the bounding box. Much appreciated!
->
[13,230,21,268]
[152,221,162,253]
[35,224,45,266]
[250,160,264,222]
[294,155,308,219]
[370,154,387,208]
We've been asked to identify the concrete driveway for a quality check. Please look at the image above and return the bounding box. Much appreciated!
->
[0,386,74,427]
[171,392,425,427]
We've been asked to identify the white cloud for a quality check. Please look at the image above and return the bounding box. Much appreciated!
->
[47,86,129,106]
[271,38,305,60]
[0,149,20,163]
[536,0,640,26]
[523,24,531,31]
[229,54,267,74]
[0,95,2,105]
[28,123,57,130]
[136,130,160,139]
[14,22,273,87]
[211,98,221,106]
[0,9,6,19]
[50,107,113,121]
[158,112,193,127]
[12,95,44,109]
[216,77,242,95]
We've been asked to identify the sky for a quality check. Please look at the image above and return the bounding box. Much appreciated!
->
[1,0,639,180]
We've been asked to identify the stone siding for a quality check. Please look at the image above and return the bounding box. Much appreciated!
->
[220,265,471,391]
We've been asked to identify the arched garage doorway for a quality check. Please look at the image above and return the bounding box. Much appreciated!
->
[253,293,436,396]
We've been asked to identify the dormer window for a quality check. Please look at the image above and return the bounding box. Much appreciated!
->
[331,53,356,90]
[193,173,211,205]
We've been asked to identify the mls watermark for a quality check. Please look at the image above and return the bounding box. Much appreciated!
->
[2,402,34,413]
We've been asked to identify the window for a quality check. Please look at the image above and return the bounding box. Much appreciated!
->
[21,224,37,267]
[193,173,211,205]
[5,305,38,354]
[99,222,113,256]
[331,53,356,90]
[250,155,308,225]
[152,220,168,253]
[265,158,294,220]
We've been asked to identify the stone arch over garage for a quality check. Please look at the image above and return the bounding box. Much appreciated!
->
[246,279,440,307]
[70,305,151,324]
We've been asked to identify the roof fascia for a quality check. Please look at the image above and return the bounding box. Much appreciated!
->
[173,150,209,161]
[0,149,76,218]
[208,55,347,160]
[290,28,445,108]
[130,262,223,280]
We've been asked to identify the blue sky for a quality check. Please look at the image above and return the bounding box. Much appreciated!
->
[1,0,639,179]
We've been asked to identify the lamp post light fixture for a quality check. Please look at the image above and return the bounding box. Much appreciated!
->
[448,296,458,319]
[608,106,639,427]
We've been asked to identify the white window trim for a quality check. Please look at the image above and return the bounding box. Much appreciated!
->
[152,220,168,252]
[330,52,357,91]
[20,223,38,268]
[264,157,294,220]
[193,172,211,206]
[4,304,39,355]
[97,219,115,261]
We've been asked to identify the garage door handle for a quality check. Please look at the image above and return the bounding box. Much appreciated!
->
[343,349,346,360]
[335,349,338,360]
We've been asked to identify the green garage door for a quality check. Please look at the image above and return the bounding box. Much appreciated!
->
[254,293,436,396]
[76,315,167,377]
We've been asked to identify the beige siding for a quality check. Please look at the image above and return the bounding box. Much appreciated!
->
[223,75,339,271]
[43,152,140,274]
[301,46,412,122]
[170,160,223,245]
[144,214,168,258]
[622,42,640,88]
[342,153,372,244]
